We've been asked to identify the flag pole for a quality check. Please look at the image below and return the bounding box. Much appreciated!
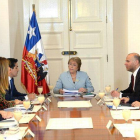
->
[32,4,36,15]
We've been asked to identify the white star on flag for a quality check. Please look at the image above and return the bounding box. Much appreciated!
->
[28,25,36,39]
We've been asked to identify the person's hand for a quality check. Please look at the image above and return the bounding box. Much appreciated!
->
[0,111,13,119]
[120,97,129,103]
[78,88,87,93]
[14,99,22,105]
[59,89,64,94]
[131,101,140,107]
[28,93,36,100]
[111,90,120,97]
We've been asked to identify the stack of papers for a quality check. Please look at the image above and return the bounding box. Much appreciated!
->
[83,92,96,97]
[112,105,139,110]
[46,118,93,130]
[63,89,80,96]
[0,120,17,129]
[1,127,28,140]
[110,110,140,119]
[58,100,92,108]
[4,105,41,113]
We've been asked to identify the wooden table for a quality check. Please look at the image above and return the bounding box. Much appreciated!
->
[22,96,136,140]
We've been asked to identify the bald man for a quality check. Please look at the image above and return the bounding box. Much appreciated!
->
[111,53,140,103]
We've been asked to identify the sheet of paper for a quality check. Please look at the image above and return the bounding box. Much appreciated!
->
[58,100,92,108]
[7,114,35,124]
[28,105,41,113]
[5,105,41,113]
[0,121,17,128]
[0,127,28,140]
[53,94,80,97]
[112,105,139,110]
[63,89,78,93]
[19,114,35,123]
[46,118,93,130]
[31,98,40,104]
[110,110,140,119]
[114,124,135,137]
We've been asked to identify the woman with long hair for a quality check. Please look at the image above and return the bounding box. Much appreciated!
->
[0,57,21,110]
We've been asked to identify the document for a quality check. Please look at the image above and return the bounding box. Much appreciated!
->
[110,110,140,119]
[1,127,28,140]
[46,118,93,130]
[19,114,35,124]
[4,105,41,113]
[63,89,78,93]
[53,94,80,97]
[0,120,17,129]
[58,100,92,108]
[112,105,139,110]
[114,124,135,137]
[63,89,80,96]
[6,114,35,124]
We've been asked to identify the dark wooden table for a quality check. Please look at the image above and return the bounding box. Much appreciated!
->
[22,96,136,140]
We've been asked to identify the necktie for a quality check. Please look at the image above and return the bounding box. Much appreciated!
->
[10,79,14,96]
[131,74,134,91]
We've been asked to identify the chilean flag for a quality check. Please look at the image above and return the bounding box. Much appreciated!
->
[21,11,50,94]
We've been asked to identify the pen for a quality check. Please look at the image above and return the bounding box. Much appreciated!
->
[116,88,119,91]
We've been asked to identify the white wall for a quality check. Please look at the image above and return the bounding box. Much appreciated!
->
[128,1,140,54]
[0,0,10,57]
[113,0,129,90]
[1,0,140,93]
[8,0,25,92]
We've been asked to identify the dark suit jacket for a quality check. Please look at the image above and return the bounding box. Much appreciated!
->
[121,68,140,102]
[5,78,27,101]
[0,114,4,121]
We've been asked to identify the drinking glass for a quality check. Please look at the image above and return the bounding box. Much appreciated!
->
[122,109,131,124]
[38,86,43,95]
[134,124,140,140]
[38,94,45,111]
[98,91,105,99]
[98,91,105,106]
[49,85,54,94]
[105,85,111,94]
[13,108,22,127]
[113,97,120,110]
[23,100,30,116]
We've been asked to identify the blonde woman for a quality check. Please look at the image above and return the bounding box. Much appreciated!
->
[0,57,21,110]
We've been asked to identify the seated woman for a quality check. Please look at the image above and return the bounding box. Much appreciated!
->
[53,57,94,94]
[0,57,21,110]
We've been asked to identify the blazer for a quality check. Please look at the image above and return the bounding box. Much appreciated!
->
[53,71,94,94]
[5,78,27,101]
[121,68,140,102]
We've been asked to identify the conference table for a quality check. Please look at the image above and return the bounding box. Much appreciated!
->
[21,96,137,140]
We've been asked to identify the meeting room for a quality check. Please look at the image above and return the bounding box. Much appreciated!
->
[0,0,140,139]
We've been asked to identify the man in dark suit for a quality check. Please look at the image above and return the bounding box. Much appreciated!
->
[5,58,35,101]
[111,53,140,103]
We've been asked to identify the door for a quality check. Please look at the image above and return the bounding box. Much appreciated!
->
[24,0,112,92]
